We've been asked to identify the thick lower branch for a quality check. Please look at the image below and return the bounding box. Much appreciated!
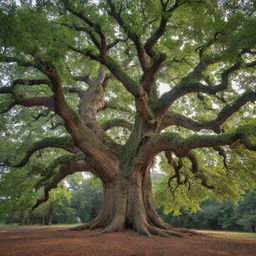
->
[37,60,118,181]
[102,119,133,131]
[138,125,256,161]
[14,136,77,168]
[32,158,91,210]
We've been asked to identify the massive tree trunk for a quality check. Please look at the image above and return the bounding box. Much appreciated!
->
[72,158,186,237]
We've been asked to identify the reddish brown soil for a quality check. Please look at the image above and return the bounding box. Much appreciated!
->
[0,227,256,256]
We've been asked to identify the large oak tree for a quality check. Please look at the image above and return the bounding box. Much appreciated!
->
[0,0,256,236]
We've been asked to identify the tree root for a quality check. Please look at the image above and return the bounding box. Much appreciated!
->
[148,226,188,237]
[69,222,92,231]
[69,216,200,238]
[69,216,106,231]
[102,215,125,233]
[148,214,201,237]
[175,228,203,236]
[134,221,151,236]
[70,220,198,238]
[148,212,172,230]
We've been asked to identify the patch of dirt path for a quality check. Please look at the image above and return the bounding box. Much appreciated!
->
[0,228,255,256]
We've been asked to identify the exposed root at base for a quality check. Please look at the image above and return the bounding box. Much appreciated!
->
[69,223,92,231]
[102,215,125,233]
[147,226,188,237]
[148,213,173,231]
[135,222,151,236]
[133,220,189,237]
[69,217,105,231]
[69,220,199,238]
[175,228,204,236]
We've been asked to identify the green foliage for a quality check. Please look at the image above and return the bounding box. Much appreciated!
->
[70,176,102,223]
[0,7,70,61]
[33,184,76,225]
[154,147,256,214]
[157,191,256,232]
[0,167,78,225]
[0,167,39,224]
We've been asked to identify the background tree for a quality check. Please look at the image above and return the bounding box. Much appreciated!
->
[157,191,256,232]
[233,192,256,232]
[0,0,256,236]
[31,184,76,225]
[0,167,37,225]
[0,166,76,225]
[70,175,102,223]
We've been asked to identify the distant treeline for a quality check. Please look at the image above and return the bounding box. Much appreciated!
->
[157,192,256,233]
[1,178,103,226]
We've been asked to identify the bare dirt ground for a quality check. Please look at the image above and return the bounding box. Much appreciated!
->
[0,226,256,256]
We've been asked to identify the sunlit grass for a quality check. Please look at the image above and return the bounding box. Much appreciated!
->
[0,223,77,230]
[198,230,256,240]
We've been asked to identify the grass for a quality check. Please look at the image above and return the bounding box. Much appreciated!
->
[0,223,76,230]
[198,230,256,240]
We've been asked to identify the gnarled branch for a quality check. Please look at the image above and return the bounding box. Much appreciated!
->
[32,156,91,210]
[139,124,256,162]
[160,90,256,133]
[154,62,241,115]
[187,152,214,189]
[35,59,118,180]
[0,85,55,111]
[14,136,78,168]
[102,118,133,131]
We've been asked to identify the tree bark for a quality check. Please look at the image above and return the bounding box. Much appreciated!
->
[47,205,53,225]
[72,162,187,237]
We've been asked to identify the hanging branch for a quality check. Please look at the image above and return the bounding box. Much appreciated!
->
[187,152,214,189]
